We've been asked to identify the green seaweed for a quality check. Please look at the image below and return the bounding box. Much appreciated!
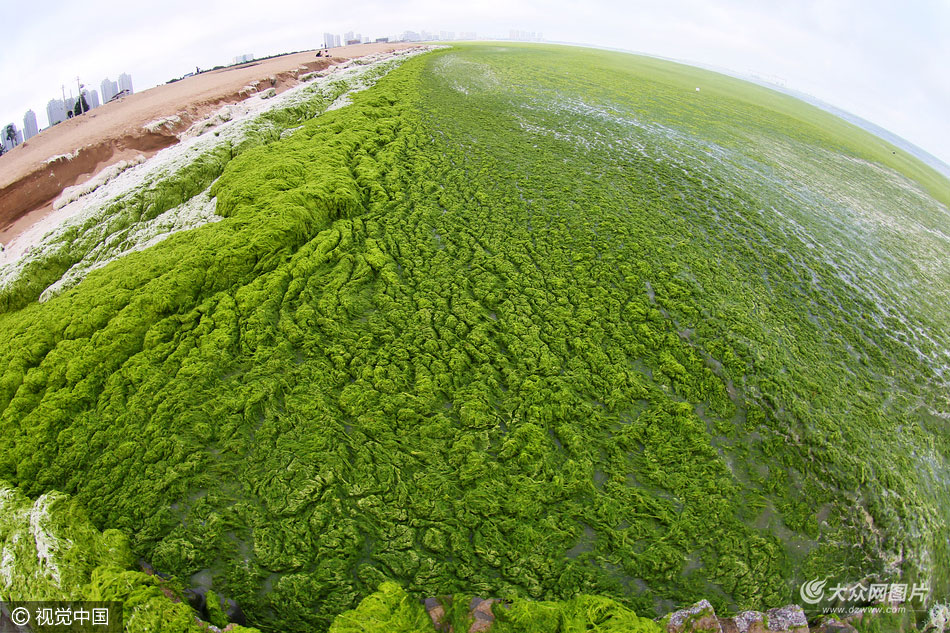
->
[328,582,433,633]
[204,589,230,629]
[493,593,663,632]
[327,583,663,633]
[0,43,947,632]
[0,59,404,313]
[0,481,260,632]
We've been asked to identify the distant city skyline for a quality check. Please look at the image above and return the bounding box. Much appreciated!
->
[1,71,133,152]
[9,24,498,138]
[2,1,948,166]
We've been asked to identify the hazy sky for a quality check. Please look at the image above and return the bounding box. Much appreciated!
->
[2,0,948,165]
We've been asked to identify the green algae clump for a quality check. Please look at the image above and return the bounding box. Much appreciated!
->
[328,582,434,633]
[0,482,259,632]
[328,582,663,633]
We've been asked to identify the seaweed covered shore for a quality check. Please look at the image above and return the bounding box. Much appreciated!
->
[0,482,920,632]
[0,44,948,632]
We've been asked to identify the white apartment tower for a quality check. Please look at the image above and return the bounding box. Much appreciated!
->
[101,78,118,103]
[46,99,67,126]
[87,89,100,108]
[118,73,133,94]
[23,110,39,139]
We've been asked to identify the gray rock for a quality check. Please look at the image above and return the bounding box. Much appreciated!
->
[718,606,809,633]
[225,599,246,626]
[424,597,453,632]
[663,600,723,633]
[469,597,500,633]
[764,605,808,633]
[720,610,764,633]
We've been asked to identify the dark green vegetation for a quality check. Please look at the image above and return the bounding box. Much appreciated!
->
[0,44,948,632]
[329,582,661,633]
[0,479,660,632]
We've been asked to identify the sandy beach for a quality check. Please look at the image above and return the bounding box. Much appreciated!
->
[0,42,420,245]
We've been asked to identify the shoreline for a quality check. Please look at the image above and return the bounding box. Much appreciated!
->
[0,46,432,300]
[0,42,421,247]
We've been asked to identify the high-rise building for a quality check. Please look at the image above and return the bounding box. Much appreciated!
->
[3,123,21,152]
[87,90,100,108]
[23,110,39,140]
[344,31,354,43]
[233,54,254,64]
[101,78,117,103]
[47,99,67,126]
[65,96,77,116]
[118,73,133,95]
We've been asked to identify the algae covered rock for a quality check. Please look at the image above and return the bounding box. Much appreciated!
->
[763,605,807,633]
[810,619,857,633]
[718,605,808,633]
[0,482,258,632]
[662,599,722,632]
[0,481,132,599]
[720,610,765,633]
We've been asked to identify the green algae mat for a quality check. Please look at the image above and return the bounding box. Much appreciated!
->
[1,44,948,631]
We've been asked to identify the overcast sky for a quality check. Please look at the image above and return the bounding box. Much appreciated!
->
[2,0,948,166]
